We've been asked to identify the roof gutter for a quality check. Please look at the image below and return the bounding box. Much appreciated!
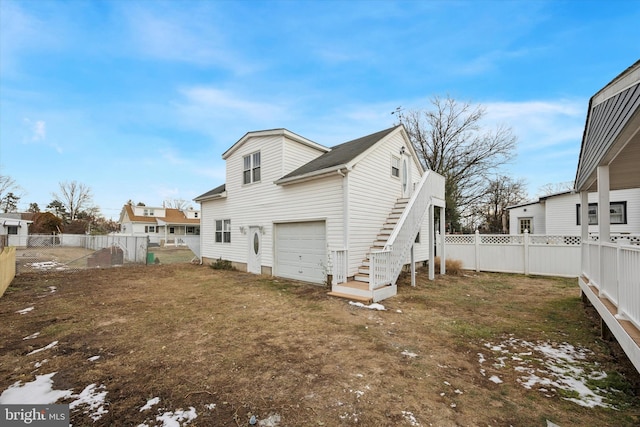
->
[194,191,227,203]
[275,164,351,186]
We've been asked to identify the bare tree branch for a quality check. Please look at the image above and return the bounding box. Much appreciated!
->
[396,95,518,230]
[52,181,95,221]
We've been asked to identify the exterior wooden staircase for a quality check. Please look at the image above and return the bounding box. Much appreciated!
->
[328,198,409,303]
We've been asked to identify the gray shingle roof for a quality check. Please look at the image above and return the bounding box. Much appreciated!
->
[195,125,401,200]
[194,184,225,201]
[279,126,400,180]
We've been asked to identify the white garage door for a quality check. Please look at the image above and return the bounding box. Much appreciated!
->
[275,221,326,284]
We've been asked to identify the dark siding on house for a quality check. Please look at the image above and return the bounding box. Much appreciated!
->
[576,82,640,190]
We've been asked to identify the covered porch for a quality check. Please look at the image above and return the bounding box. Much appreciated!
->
[575,60,640,372]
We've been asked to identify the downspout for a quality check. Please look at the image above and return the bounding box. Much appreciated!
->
[337,167,351,278]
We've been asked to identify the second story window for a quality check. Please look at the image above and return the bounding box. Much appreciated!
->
[391,155,400,178]
[243,151,261,184]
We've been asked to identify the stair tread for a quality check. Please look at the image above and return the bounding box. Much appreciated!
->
[327,292,372,303]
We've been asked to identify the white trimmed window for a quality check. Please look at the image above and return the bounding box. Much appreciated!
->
[391,155,400,178]
[243,152,261,184]
[519,218,532,234]
[144,225,156,233]
[215,219,231,243]
[576,202,627,225]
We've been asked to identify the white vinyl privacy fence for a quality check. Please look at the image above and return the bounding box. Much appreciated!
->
[442,231,582,277]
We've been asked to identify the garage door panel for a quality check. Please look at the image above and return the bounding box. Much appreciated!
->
[275,221,326,284]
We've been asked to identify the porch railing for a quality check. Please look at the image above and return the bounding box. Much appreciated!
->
[582,240,640,330]
[330,250,347,285]
[369,170,444,289]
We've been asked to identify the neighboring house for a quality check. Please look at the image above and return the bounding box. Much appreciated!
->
[195,125,446,302]
[508,188,640,236]
[118,204,201,246]
[0,213,32,247]
[574,60,640,372]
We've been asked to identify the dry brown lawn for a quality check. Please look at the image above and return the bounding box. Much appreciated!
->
[1,264,639,426]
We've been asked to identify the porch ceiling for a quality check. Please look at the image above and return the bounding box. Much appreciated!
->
[581,110,640,192]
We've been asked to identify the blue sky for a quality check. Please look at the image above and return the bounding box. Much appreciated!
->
[1,0,639,219]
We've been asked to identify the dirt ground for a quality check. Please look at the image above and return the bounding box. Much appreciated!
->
[1,264,639,426]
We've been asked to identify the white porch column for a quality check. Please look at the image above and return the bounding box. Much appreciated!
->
[410,245,416,287]
[597,165,611,243]
[580,190,590,278]
[580,191,589,241]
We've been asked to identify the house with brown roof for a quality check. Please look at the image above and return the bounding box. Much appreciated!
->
[118,204,200,246]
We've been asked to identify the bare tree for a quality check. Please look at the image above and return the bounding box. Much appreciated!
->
[537,181,574,197]
[164,199,192,210]
[1,192,20,213]
[473,175,528,233]
[394,96,517,231]
[52,181,96,221]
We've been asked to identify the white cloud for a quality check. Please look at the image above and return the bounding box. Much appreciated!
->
[484,99,586,151]
[122,4,253,73]
[32,120,46,141]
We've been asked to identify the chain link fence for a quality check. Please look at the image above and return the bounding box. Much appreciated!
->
[14,234,149,273]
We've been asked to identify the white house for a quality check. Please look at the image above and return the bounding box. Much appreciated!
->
[118,204,200,246]
[195,125,446,302]
[0,214,32,247]
[575,60,640,373]
[508,188,640,237]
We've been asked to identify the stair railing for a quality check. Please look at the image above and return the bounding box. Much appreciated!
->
[369,170,444,289]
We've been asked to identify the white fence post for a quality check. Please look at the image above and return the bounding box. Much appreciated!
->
[524,230,530,275]
[474,230,480,272]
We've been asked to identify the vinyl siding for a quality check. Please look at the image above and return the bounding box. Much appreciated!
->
[347,131,430,274]
[508,204,546,234]
[200,134,344,271]
[282,137,326,178]
[201,128,434,280]
[546,189,640,235]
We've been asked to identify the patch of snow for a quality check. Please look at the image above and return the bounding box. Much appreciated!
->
[401,350,418,358]
[23,332,40,340]
[16,306,34,315]
[27,341,58,355]
[140,397,160,411]
[489,376,503,384]
[48,286,57,293]
[88,355,101,362]
[69,383,109,421]
[29,261,67,271]
[205,403,216,410]
[401,410,421,426]
[34,359,48,368]
[454,389,463,395]
[450,402,457,408]
[0,372,72,404]
[443,381,451,386]
[349,301,386,310]
[482,338,616,409]
[477,353,485,364]
[156,407,197,426]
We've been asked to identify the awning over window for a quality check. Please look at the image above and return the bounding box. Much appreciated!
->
[2,220,22,227]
